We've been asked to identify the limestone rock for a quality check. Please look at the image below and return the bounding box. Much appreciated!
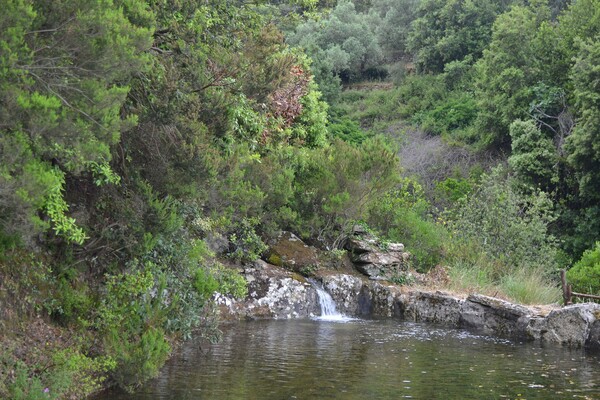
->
[354,263,389,280]
[586,320,600,350]
[354,251,403,266]
[217,261,320,320]
[344,233,409,280]
[255,277,319,319]
[525,317,547,341]
[407,291,463,326]
[369,283,403,318]
[321,274,365,315]
[387,243,405,252]
[540,303,600,347]
[460,294,531,337]
[344,236,379,254]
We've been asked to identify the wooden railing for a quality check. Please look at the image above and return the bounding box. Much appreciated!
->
[560,269,600,305]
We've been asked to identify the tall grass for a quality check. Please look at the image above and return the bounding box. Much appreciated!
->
[499,268,561,305]
[447,260,560,305]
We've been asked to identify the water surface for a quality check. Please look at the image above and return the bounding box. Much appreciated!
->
[100,319,600,399]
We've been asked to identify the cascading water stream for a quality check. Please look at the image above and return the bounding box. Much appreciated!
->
[308,279,351,321]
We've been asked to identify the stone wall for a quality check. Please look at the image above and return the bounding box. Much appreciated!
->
[321,273,600,349]
[217,261,600,350]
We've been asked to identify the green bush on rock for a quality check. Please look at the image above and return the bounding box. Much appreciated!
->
[568,242,600,296]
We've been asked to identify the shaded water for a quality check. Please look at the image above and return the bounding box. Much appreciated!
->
[100,319,600,399]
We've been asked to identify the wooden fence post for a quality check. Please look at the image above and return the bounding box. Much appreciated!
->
[560,269,572,306]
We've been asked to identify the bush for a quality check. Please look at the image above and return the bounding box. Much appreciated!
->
[328,115,371,145]
[567,242,600,296]
[210,263,248,299]
[434,177,473,206]
[227,217,268,263]
[1,346,115,400]
[416,93,478,136]
[448,166,560,275]
[367,179,447,271]
[105,327,170,393]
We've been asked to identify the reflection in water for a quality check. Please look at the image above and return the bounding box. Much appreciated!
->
[98,320,600,399]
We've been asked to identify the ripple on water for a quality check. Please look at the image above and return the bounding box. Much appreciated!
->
[95,319,600,400]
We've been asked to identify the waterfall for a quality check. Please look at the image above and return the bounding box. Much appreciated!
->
[308,279,349,321]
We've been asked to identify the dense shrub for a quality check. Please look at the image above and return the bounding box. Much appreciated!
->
[567,242,600,296]
[448,167,560,277]
[367,179,447,271]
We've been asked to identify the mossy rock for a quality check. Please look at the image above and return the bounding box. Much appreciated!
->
[266,231,321,274]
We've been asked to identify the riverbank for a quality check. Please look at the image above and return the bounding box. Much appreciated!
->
[216,259,600,350]
[215,229,600,351]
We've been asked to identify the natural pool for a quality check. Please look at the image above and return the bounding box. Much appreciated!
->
[99,319,600,399]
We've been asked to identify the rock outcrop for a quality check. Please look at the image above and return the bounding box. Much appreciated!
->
[218,230,600,351]
[533,303,600,347]
[344,227,409,280]
[222,265,600,350]
[265,231,321,274]
[216,260,320,319]
[459,294,532,338]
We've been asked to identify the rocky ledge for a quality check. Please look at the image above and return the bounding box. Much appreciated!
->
[216,231,600,351]
[217,264,600,350]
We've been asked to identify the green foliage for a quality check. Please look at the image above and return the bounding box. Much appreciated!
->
[567,242,600,296]
[367,179,447,271]
[369,0,419,60]
[407,0,509,73]
[228,218,268,263]
[0,0,152,246]
[192,268,220,301]
[335,87,406,131]
[48,276,93,324]
[288,0,383,84]
[566,38,600,202]
[105,327,170,393]
[435,177,473,204]
[95,268,175,391]
[473,2,550,148]
[210,264,248,299]
[289,136,400,247]
[291,80,330,147]
[416,92,478,136]
[1,345,115,400]
[508,119,558,189]
[448,167,560,275]
[395,75,449,119]
[299,264,318,276]
[328,115,371,144]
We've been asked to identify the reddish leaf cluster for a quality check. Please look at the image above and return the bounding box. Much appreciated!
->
[268,65,310,127]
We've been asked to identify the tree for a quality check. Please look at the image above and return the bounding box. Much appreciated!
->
[0,0,152,246]
[407,0,511,73]
[450,166,559,274]
[508,119,558,190]
[567,242,600,295]
[369,0,419,61]
[473,2,549,148]
[288,0,383,85]
[565,38,600,202]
